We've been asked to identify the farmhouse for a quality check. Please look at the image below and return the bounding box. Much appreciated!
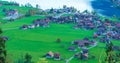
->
[81,48,89,60]
[72,39,96,48]
[6,9,18,16]
[54,52,61,60]
[68,46,76,51]
[45,51,54,58]
[21,24,29,30]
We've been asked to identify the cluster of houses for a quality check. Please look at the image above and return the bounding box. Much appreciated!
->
[1,1,120,62]
[72,12,120,42]
[57,11,120,43]
[18,6,120,61]
[67,38,97,60]
[5,9,18,16]
[73,13,97,30]
[44,12,96,25]
[3,9,23,20]
[44,5,77,15]
[42,9,120,43]
[21,18,50,30]
[20,6,120,43]
[3,4,118,61]
[47,11,120,43]
[49,15,75,24]
[42,38,95,60]
[71,38,97,48]
[44,51,61,60]
[92,19,120,43]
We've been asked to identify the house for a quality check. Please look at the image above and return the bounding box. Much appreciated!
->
[78,40,91,48]
[80,48,89,60]
[3,9,22,20]
[72,39,96,48]
[113,46,120,51]
[0,36,9,42]
[115,23,120,29]
[74,53,80,58]
[68,46,76,51]
[6,9,18,16]
[54,52,60,60]
[21,24,28,30]
[45,51,53,58]
[28,24,35,29]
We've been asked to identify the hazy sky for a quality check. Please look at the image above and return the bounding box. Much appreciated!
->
[3,0,94,12]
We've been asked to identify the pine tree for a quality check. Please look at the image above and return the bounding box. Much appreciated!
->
[0,28,6,63]
[105,42,116,63]
[24,53,33,63]
[25,9,35,17]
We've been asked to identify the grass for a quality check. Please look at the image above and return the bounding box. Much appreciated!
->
[2,17,107,63]
[0,1,120,63]
[1,16,45,29]
[1,14,120,63]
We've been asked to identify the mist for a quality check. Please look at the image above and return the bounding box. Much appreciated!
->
[3,0,94,12]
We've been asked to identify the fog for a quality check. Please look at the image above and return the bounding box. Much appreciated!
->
[3,0,94,12]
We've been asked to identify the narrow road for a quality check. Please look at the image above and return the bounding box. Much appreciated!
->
[66,42,97,63]
[3,27,19,31]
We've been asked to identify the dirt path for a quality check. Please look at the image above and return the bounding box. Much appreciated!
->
[66,42,97,63]
[3,27,19,31]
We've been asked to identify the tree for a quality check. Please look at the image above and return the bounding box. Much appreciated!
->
[63,5,67,9]
[105,42,120,63]
[106,42,113,56]
[2,8,8,12]
[56,38,61,43]
[24,53,33,63]
[82,10,89,14]
[49,8,54,13]
[25,3,32,7]
[36,4,40,9]
[0,29,2,34]
[91,11,97,15]
[0,28,7,63]
[25,9,35,17]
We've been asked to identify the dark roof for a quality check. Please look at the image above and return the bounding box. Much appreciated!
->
[0,36,8,41]
[74,40,92,46]
[113,46,120,51]
[82,48,88,53]
[54,53,60,57]
[68,46,76,50]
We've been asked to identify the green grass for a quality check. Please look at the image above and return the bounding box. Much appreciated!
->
[1,16,45,29]
[3,23,95,63]
[1,18,101,63]
[0,1,120,63]
[1,16,120,63]
[0,1,38,19]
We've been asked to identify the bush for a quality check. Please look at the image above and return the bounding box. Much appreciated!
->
[56,38,61,43]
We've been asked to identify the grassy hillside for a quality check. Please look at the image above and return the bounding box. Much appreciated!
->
[0,1,120,63]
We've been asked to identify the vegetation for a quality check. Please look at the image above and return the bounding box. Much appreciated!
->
[0,29,6,63]
[0,0,120,63]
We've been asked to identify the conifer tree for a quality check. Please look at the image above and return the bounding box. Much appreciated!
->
[0,28,6,63]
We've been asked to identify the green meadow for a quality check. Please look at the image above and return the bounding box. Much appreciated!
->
[1,16,119,63]
[0,1,120,63]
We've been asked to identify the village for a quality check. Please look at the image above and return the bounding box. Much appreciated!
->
[0,0,120,63]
